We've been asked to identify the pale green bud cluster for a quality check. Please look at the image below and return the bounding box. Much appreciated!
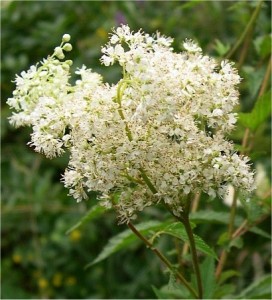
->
[53,34,73,59]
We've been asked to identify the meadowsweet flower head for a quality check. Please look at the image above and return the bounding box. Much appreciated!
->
[7,25,255,223]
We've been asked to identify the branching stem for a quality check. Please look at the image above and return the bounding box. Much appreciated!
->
[139,167,158,194]
[116,79,133,141]
[127,222,198,298]
[117,79,198,298]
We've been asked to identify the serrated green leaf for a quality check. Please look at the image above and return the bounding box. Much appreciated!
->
[152,285,166,299]
[181,0,203,10]
[236,274,272,299]
[217,233,244,251]
[201,257,216,299]
[254,34,272,58]
[191,209,270,239]
[239,196,264,223]
[250,226,271,239]
[229,236,243,249]
[218,270,240,285]
[239,91,271,132]
[87,220,217,268]
[86,221,165,268]
[190,210,243,226]
[155,223,218,259]
[217,232,229,247]
[214,283,236,299]
[242,66,264,100]
[214,39,231,56]
[66,204,107,234]
[153,282,193,299]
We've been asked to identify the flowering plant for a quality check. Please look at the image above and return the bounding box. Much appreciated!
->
[7,25,257,298]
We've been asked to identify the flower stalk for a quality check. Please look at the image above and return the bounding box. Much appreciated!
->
[179,201,203,299]
[127,222,198,298]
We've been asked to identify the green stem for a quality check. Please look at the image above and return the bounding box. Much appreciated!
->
[139,167,158,194]
[116,80,160,195]
[116,80,133,141]
[226,0,263,59]
[116,76,199,298]
[182,192,201,256]
[180,208,203,299]
[127,222,198,298]
[215,191,238,279]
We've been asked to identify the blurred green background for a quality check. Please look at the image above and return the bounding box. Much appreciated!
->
[1,1,271,299]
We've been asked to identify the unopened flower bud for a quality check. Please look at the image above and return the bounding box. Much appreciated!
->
[54,46,62,55]
[58,53,65,60]
[65,60,73,66]
[63,43,73,52]
[62,64,70,71]
[62,34,71,43]
[54,46,65,59]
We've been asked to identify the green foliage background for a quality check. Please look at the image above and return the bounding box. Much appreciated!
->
[1,1,271,299]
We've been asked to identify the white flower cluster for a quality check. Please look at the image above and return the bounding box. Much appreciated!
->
[7,26,255,223]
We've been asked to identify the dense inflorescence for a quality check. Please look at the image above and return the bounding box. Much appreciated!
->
[7,25,255,223]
